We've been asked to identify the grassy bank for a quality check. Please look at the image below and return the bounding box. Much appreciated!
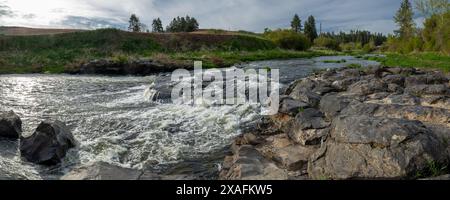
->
[363,53,450,72]
[0,28,336,74]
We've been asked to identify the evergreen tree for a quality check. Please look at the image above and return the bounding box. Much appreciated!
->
[304,15,318,42]
[152,18,164,32]
[128,14,142,32]
[186,15,199,32]
[394,0,415,38]
[166,16,199,32]
[291,14,302,33]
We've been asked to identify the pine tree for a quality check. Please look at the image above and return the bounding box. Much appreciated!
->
[394,0,416,38]
[291,14,302,33]
[128,14,142,32]
[186,16,199,32]
[304,15,318,42]
[166,16,199,32]
[152,18,164,32]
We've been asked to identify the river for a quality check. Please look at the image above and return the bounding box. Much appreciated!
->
[0,56,380,180]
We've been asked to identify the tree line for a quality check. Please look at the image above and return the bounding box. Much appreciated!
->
[321,31,387,46]
[265,13,386,52]
[128,14,199,33]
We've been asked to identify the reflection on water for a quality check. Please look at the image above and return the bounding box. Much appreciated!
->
[0,56,380,180]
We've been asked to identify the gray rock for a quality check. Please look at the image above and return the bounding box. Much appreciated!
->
[289,128,329,146]
[270,145,316,171]
[0,111,22,139]
[224,66,450,180]
[385,94,421,105]
[290,91,321,108]
[421,95,450,108]
[319,93,352,119]
[287,78,335,96]
[383,74,405,86]
[20,120,76,165]
[387,83,404,93]
[405,74,448,87]
[372,104,450,125]
[288,109,330,145]
[278,96,309,116]
[406,84,449,96]
[331,77,360,91]
[308,115,447,180]
[332,115,427,147]
[220,145,288,180]
[293,109,329,130]
[348,79,388,96]
[256,134,317,171]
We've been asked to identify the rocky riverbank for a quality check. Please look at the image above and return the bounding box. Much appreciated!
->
[220,66,450,180]
[66,58,194,75]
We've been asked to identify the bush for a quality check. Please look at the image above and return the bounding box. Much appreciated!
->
[264,29,311,51]
[314,36,340,51]
[362,40,376,53]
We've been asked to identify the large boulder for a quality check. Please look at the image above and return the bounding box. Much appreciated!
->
[258,134,317,171]
[288,108,330,145]
[278,96,310,116]
[220,145,288,180]
[319,93,353,119]
[0,111,22,139]
[20,120,76,165]
[308,115,447,179]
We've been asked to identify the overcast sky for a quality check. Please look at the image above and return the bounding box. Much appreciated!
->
[0,0,425,34]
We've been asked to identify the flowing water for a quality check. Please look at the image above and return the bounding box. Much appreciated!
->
[0,56,380,180]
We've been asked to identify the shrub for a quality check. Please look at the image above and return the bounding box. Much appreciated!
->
[264,29,311,51]
[362,40,376,53]
[314,36,340,51]
[340,42,362,52]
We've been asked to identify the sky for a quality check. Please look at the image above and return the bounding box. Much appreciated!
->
[0,0,426,34]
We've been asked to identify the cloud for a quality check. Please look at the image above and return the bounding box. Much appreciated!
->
[0,2,13,17]
[0,0,426,34]
[54,16,127,30]
[22,13,36,19]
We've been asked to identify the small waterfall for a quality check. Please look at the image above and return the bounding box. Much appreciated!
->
[144,83,160,102]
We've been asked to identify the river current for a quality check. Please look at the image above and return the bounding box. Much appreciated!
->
[0,56,380,179]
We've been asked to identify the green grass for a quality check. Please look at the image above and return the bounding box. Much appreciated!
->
[0,28,288,74]
[169,49,335,68]
[414,160,449,179]
[346,63,362,69]
[364,52,450,72]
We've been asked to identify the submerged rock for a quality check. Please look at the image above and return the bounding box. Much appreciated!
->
[62,162,199,180]
[20,120,76,165]
[0,111,22,139]
[62,162,143,180]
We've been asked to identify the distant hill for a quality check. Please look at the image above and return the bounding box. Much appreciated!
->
[0,26,83,36]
